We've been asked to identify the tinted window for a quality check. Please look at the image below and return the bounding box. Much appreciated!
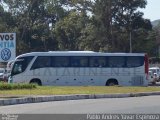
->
[71,57,88,67]
[149,69,157,74]
[17,56,34,70]
[89,57,106,67]
[126,56,144,67]
[108,56,125,67]
[54,57,70,67]
[31,56,51,69]
[17,56,34,71]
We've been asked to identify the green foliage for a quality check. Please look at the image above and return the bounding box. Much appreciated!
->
[54,11,88,50]
[109,0,152,52]
[149,57,160,64]
[0,82,37,90]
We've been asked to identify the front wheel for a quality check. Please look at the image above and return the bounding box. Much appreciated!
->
[30,79,42,86]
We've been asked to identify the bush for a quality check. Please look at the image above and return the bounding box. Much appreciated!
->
[149,57,160,64]
[0,82,37,90]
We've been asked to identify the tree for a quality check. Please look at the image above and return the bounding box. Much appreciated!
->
[0,0,156,56]
[0,4,16,32]
[79,22,107,51]
[3,0,68,54]
[0,5,6,32]
[111,0,152,52]
[90,0,153,52]
[54,11,89,50]
[151,21,160,57]
[91,0,112,51]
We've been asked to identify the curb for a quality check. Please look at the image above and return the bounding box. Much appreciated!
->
[1,92,160,106]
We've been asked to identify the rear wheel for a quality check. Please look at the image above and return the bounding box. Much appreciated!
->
[151,81,156,85]
[106,79,118,86]
[30,79,42,86]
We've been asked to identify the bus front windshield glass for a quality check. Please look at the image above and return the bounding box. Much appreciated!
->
[11,56,34,76]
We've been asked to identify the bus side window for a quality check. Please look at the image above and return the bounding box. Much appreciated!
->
[99,59,106,67]
[127,57,143,67]
[71,57,88,67]
[89,57,106,67]
[93,61,99,67]
[108,56,125,67]
[90,58,99,67]
[72,60,79,67]
[80,58,88,67]
[54,57,69,67]
[31,56,51,69]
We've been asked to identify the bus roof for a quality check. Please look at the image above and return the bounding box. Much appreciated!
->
[16,51,146,59]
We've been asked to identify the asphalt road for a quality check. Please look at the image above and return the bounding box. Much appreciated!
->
[0,96,160,114]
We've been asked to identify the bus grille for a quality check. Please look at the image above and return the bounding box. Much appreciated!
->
[131,76,144,86]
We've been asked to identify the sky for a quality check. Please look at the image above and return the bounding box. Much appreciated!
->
[141,0,160,21]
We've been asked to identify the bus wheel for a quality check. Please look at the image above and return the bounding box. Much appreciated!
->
[30,79,42,86]
[106,79,118,86]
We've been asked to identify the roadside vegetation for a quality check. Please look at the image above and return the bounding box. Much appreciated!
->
[1,85,160,97]
[0,82,36,90]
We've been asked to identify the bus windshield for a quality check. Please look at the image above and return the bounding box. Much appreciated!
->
[11,56,34,76]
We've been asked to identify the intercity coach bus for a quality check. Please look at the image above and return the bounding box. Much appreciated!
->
[8,51,149,86]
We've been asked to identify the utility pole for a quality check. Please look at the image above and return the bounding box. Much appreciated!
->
[129,15,132,53]
[106,0,112,51]
[41,35,47,52]
[129,31,132,53]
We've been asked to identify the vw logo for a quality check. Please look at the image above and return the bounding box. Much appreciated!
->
[1,48,11,61]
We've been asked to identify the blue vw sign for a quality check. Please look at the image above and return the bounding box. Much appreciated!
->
[0,33,16,62]
[1,48,11,61]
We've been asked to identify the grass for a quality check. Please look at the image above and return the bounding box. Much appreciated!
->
[1,86,160,97]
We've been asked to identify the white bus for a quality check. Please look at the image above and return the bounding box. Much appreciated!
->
[8,51,149,86]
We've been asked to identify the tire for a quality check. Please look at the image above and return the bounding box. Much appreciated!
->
[106,79,118,86]
[151,81,156,85]
[30,79,42,86]
[108,82,116,86]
